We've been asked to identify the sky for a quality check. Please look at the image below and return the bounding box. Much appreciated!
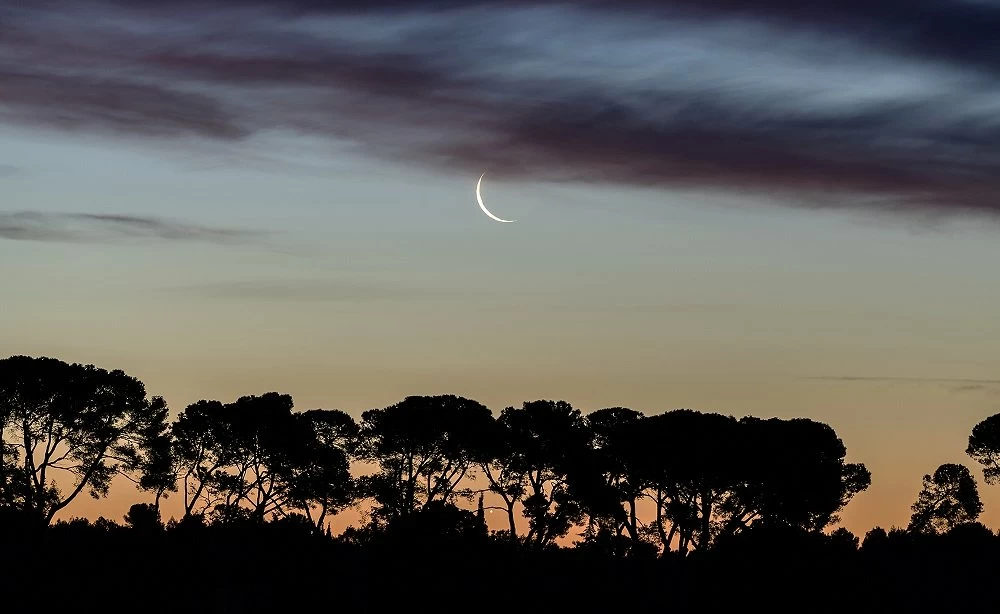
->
[3,0,1000,537]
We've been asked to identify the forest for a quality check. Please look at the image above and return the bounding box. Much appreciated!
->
[3,354,1000,611]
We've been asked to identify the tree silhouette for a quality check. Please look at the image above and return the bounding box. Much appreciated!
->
[623,409,742,552]
[735,417,871,532]
[967,413,1000,484]
[476,413,527,541]
[382,500,489,549]
[287,409,356,531]
[216,393,305,521]
[357,395,494,523]
[123,502,163,533]
[860,526,889,552]
[907,463,982,535]
[1,351,915,595]
[167,394,354,526]
[828,527,859,552]
[0,356,169,526]
[137,426,177,511]
[498,400,592,549]
[612,410,870,553]
[572,407,648,554]
[0,431,30,520]
[169,399,234,518]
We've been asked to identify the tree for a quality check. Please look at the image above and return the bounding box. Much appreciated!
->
[573,407,648,554]
[169,394,354,526]
[498,400,592,549]
[828,527,859,552]
[907,463,983,535]
[0,356,170,526]
[357,395,494,522]
[124,502,163,533]
[624,409,742,553]
[0,430,30,518]
[619,411,869,554]
[137,427,177,510]
[381,501,489,549]
[170,399,234,518]
[860,526,889,552]
[733,417,871,532]
[967,413,1000,484]
[287,409,356,531]
[215,393,305,521]
[476,412,527,541]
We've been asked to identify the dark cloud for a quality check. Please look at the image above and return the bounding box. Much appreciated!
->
[0,212,263,244]
[0,71,247,140]
[93,0,1000,72]
[594,1,1000,76]
[3,1,1000,220]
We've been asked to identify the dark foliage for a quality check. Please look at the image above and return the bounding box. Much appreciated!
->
[2,515,999,613]
[908,463,983,534]
[2,355,1000,612]
[0,355,169,527]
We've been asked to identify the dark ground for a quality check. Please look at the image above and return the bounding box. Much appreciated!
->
[3,519,998,613]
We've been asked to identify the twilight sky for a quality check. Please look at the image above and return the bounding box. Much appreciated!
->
[3,0,1000,535]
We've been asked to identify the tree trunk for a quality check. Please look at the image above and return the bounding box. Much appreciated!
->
[655,490,669,552]
[626,498,639,544]
[699,488,712,550]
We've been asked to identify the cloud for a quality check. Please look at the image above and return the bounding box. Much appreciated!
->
[552,302,735,314]
[0,211,263,244]
[178,279,469,302]
[4,1,1000,220]
[0,165,19,177]
[804,375,1000,387]
[804,375,1000,397]
[0,71,247,140]
[665,1,1000,75]
[951,384,991,394]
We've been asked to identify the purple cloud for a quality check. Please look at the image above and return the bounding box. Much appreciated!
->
[2,1,999,219]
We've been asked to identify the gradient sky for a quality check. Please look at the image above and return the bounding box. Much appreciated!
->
[3,0,1000,536]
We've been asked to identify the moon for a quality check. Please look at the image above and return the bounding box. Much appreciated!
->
[476,172,516,223]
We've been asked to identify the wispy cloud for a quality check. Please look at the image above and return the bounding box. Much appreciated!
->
[804,376,1000,384]
[0,211,263,244]
[951,384,995,394]
[177,279,471,302]
[4,1,1000,220]
[803,375,1000,396]
[551,303,734,314]
[0,165,19,177]
[801,375,1000,391]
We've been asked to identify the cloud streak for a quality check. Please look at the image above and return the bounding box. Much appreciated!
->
[804,376,1000,385]
[178,279,474,302]
[805,375,1000,396]
[0,212,263,244]
[4,1,1000,220]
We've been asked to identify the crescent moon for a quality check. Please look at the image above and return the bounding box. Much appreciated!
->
[476,172,515,223]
